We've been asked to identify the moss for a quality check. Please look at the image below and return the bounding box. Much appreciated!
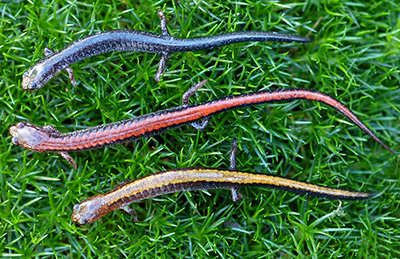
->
[1,0,399,258]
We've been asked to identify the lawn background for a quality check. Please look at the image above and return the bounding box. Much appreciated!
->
[1,0,400,258]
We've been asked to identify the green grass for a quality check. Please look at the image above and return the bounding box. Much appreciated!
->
[1,0,400,258]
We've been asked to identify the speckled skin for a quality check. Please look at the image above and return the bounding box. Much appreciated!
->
[71,167,373,224]
[9,87,395,164]
[21,9,313,90]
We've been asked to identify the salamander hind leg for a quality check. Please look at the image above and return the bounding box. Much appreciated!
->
[228,139,243,202]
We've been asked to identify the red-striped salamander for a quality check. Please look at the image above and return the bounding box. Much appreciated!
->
[71,140,374,224]
[21,9,312,91]
[10,80,395,170]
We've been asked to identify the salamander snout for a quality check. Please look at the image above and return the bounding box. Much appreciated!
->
[21,67,43,91]
[71,204,90,224]
[9,122,48,150]
[71,196,104,225]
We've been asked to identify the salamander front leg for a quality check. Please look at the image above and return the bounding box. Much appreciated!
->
[42,125,77,169]
[190,118,210,131]
[121,204,139,222]
[155,52,169,82]
[43,47,54,57]
[42,124,62,135]
[158,9,172,37]
[230,187,242,202]
[229,139,238,170]
[44,47,76,88]
[229,139,243,202]
[59,152,77,170]
[182,80,208,106]
[65,67,76,89]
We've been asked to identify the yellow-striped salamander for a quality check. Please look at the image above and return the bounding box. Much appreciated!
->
[71,140,374,224]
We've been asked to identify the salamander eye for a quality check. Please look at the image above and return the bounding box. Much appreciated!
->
[16,122,25,129]
[73,204,80,212]
[12,137,19,145]
[44,47,53,56]
[31,82,39,90]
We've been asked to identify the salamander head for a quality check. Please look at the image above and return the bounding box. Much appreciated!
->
[9,121,50,151]
[21,64,48,91]
[71,195,105,225]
